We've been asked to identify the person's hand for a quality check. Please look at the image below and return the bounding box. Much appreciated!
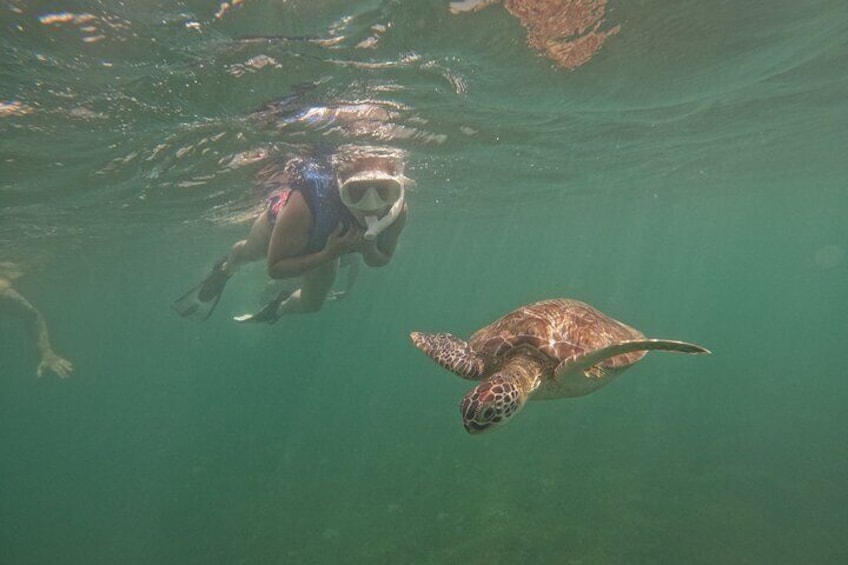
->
[323,223,364,258]
[37,350,73,379]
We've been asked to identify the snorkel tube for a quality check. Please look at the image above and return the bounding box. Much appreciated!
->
[363,190,405,240]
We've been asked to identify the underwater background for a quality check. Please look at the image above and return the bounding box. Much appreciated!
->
[1,1,847,563]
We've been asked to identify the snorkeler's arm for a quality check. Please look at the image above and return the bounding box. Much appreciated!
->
[266,192,361,279]
[265,193,325,279]
[1,286,72,378]
[360,202,407,267]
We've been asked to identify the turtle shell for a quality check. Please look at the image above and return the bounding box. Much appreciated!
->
[468,298,648,369]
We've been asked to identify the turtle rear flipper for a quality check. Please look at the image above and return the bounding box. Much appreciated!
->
[555,339,710,379]
[410,332,486,380]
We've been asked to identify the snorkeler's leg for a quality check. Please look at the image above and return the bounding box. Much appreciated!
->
[174,212,272,320]
[279,258,339,315]
[233,259,338,323]
[222,212,272,274]
[328,254,360,301]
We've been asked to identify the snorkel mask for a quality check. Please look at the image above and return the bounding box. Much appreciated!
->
[339,173,406,240]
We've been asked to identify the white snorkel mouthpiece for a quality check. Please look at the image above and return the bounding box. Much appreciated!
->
[363,195,404,240]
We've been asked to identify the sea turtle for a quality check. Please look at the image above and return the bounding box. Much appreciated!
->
[410,298,710,434]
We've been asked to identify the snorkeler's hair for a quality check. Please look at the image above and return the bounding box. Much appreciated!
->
[332,144,409,181]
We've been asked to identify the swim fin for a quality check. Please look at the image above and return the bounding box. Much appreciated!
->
[233,289,292,324]
[173,258,231,321]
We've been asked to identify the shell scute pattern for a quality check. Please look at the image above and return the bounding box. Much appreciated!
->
[469,299,647,370]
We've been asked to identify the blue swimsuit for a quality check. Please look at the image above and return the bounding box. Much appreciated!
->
[266,156,354,255]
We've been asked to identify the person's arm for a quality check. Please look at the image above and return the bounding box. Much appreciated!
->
[1,287,73,378]
[266,192,362,279]
[359,202,407,267]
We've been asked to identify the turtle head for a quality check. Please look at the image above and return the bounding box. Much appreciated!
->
[460,374,526,434]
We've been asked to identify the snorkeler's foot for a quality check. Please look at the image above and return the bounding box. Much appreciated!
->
[233,289,292,324]
[325,289,348,302]
[198,258,231,301]
[173,258,231,321]
[449,0,497,14]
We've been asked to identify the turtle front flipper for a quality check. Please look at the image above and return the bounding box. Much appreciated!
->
[553,339,710,397]
[410,332,486,380]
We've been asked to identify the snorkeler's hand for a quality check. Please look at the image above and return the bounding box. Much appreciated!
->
[324,223,363,258]
[37,350,73,379]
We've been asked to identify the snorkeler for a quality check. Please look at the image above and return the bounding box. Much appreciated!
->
[173,144,410,323]
[1,268,73,379]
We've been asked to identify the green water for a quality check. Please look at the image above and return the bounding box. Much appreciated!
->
[2,1,847,563]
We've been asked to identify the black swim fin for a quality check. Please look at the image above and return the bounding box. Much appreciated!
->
[233,289,292,324]
[173,259,231,321]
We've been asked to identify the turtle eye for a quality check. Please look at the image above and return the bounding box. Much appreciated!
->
[479,405,497,421]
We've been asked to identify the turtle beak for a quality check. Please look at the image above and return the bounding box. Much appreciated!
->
[462,418,489,435]
[460,393,499,435]
[460,396,485,434]
[460,375,525,434]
